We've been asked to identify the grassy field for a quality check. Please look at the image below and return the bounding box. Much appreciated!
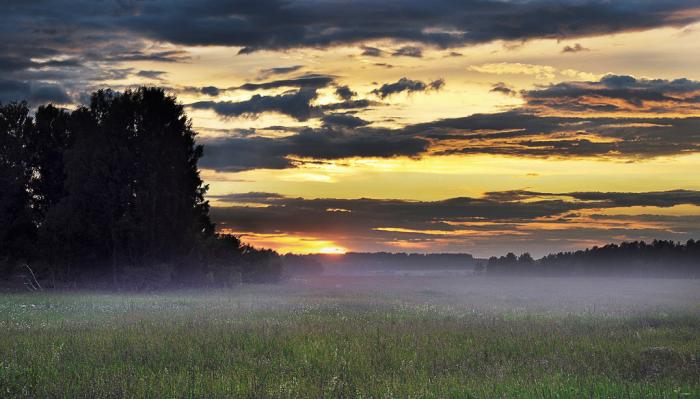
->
[0,276,698,398]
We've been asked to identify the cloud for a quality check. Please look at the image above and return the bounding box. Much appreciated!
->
[100,50,190,63]
[199,126,430,171]
[120,1,700,51]
[209,192,286,203]
[421,111,700,158]
[562,43,589,53]
[0,79,71,104]
[360,45,384,57]
[189,88,320,121]
[189,85,376,121]
[235,74,336,91]
[136,70,167,80]
[469,62,558,79]
[335,85,357,101]
[561,190,700,208]
[373,63,394,69]
[372,77,445,98]
[522,74,700,115]
[321,113,370,128]
[490,82,518,96]
[2,1,697,108]
[200,86,221,96]
[318,99,379,111]
[257,65,304,80]
[482,189,700,208]
[209,189,700,255]
[196,104,700,171]
[392,46,423,58]
[3,1,695,79]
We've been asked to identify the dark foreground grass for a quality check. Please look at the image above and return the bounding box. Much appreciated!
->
[0,277,699,398]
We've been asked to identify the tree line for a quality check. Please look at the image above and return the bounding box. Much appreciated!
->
[484,240,700,277]
[1,88,281,289]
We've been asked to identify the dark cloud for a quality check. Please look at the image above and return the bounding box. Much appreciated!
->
[424,112,700,158]
[257,65,304,80]
[235,75,335,91]
[189,88,320,121]
[119,1,700,51]
[318,99,379,111]
[100,50,190,63]
[4,1,696,71]
[392,46,423,58]
[200,126,429,171]
[372,77,445,98]
[335,85,357,101]
[564,190,700,208]
[360,45,383,57]
[561,43,589,53]
[136,70,167,80]
[490,82,518,96]
[177,85,224,97]
[0,79,71,104]
[483,189,700,208]
[197,106,700,171]
[0,56,82,73]
[211,193,579,234]
[321,113,370,128]
[189,87,377,121]
[522,74,700,114]
[200,86,221,96]
[430,79,446,90]
[3,1,698,108]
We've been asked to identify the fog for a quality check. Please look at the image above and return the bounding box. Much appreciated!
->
[285,274,700,315]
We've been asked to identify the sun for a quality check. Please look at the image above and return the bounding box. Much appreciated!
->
[318,246,348,254]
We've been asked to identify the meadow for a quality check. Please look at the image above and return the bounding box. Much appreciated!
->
[0,276,698,398]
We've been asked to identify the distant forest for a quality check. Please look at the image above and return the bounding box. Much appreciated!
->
[485,240,700,277]
[286,241,699,278]
[0,88,281,289]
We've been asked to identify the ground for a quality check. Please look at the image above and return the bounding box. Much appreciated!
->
[0,276,698,398]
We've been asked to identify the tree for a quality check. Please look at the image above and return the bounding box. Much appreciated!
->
[43,88,214,282]
[0,102,36,272]
[124,88,214,264]
[487,240,700,277]
[30,105,73,219]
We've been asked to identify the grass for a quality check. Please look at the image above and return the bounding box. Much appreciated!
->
[0,277,699,398]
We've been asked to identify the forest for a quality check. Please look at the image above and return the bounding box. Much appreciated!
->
[485,240,700,277]
[0,88,280,288]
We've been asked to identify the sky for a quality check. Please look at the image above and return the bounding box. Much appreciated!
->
[3,0,700,256]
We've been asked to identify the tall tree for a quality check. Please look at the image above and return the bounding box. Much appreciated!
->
[43,88,214,281]
[0,102,36,271]
[124,88,213,263]
[30,105,73,219]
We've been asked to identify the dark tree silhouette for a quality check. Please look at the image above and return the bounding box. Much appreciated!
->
[0,88,285,288]
[42,89,214,281]
[0,102,36,272]
[487,240,700,277]
[31,105,73,218]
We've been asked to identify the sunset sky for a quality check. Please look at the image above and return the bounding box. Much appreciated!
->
[3,0,700,256]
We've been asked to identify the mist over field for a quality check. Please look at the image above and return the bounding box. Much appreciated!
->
[2,274,699,397]
[289,274,700,312]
